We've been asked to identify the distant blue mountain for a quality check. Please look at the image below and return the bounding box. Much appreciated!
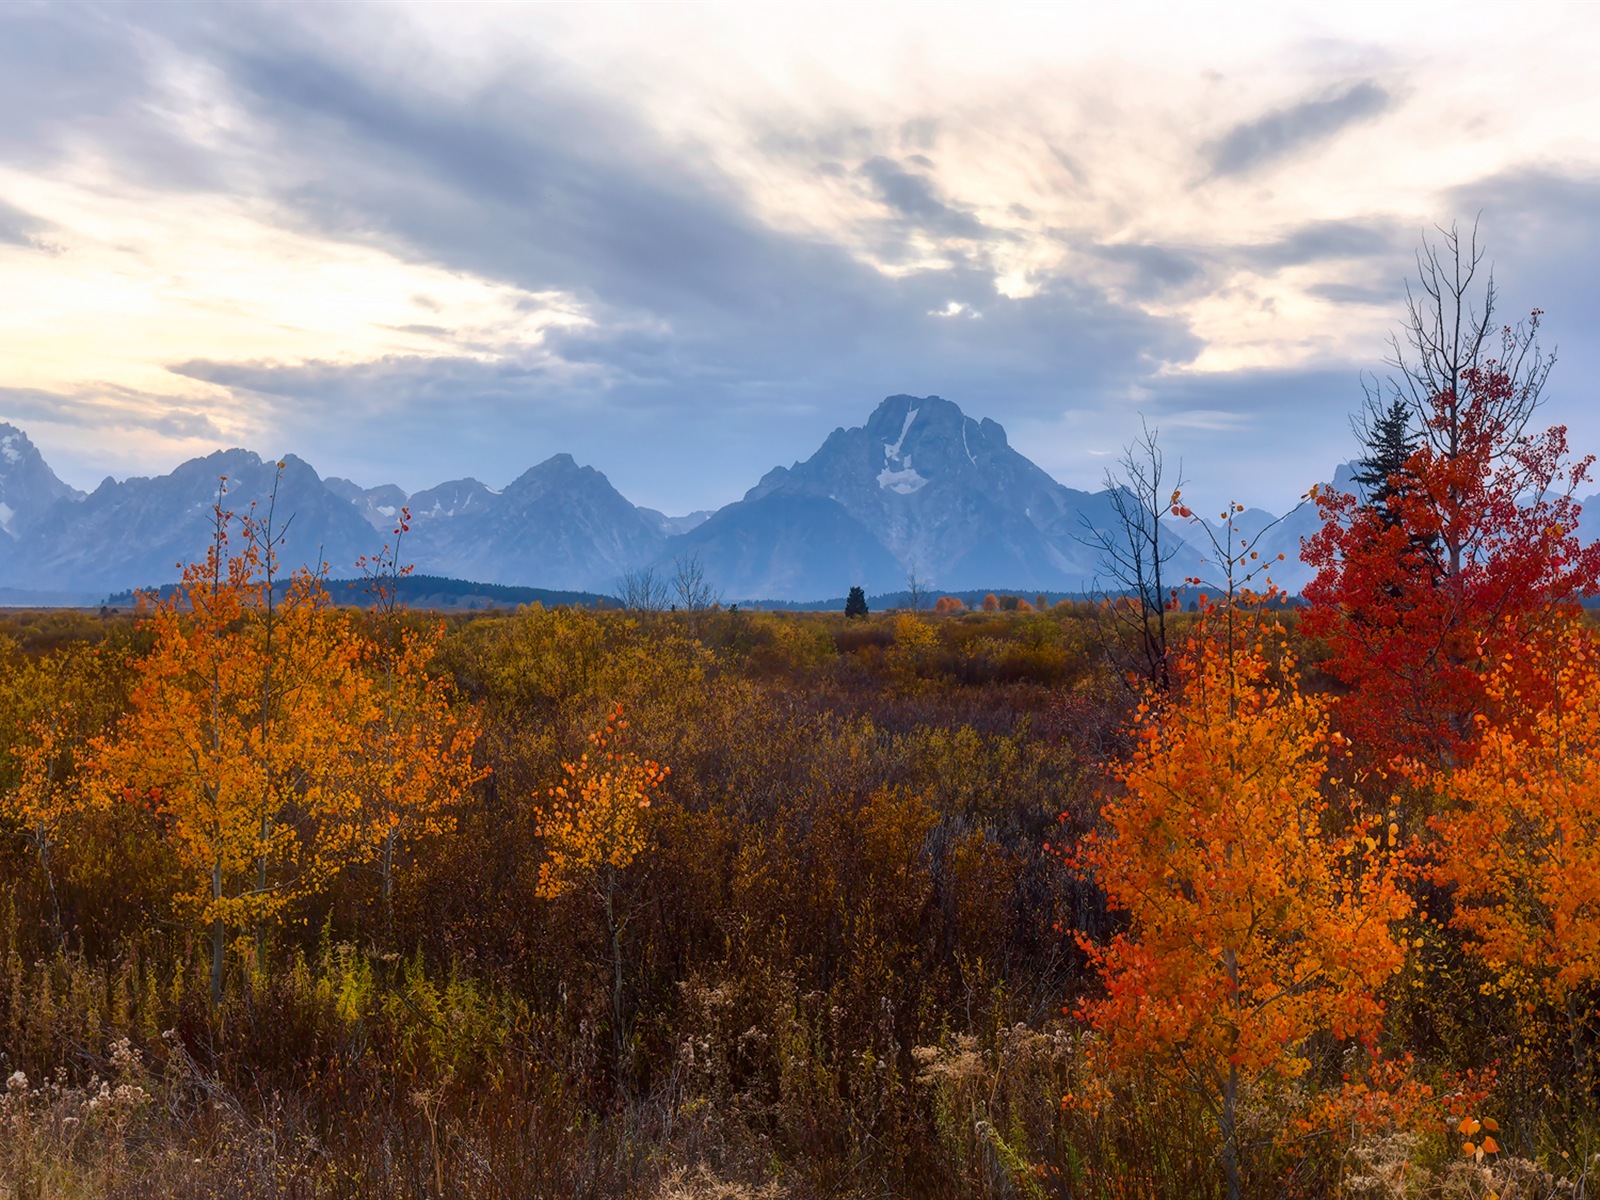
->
[0,396,1336,603]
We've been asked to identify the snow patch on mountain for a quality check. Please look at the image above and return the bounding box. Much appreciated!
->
[877,464,930,494]
[1,435,20,465]
[884,406,919,460]
[878,405,929,492]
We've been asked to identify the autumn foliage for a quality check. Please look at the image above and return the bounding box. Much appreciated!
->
[1074,609,1411,1194]
[533,703,667,900]
[1429,614,1600,1007]
[4,389,1600,1196]
[1302,363,1600,764]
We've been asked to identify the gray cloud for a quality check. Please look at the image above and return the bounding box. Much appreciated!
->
[1090,243,1207,301]
[0,385,224,441]
[1307,281,1399,305]
[1083,219,1400,304]
[1241,218,1400,268]
[858,156,986,239]
[1209,82,1391,176]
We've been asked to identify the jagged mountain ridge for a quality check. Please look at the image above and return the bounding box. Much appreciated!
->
[678,395,1203,597]
[0,397,1339,601]
[7,450,380,595]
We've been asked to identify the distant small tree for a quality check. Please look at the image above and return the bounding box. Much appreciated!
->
[1080,420,1182,691]
[844,586,869,618]
[672,552,719,613]
[933,595,964,615]
[617,566,671,612]
[905,563,928,614]
[982,593,999,612]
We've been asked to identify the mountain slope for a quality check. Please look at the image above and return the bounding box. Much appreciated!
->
[697,394,1199,598]
[403,454,665,591]
[669,492,905,600]
[6,450,380,593]
[0,424,84,542]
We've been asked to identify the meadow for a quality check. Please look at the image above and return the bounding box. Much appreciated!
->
[5,355,1600,1199]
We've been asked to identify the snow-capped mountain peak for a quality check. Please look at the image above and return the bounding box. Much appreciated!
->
[0,423,84,538]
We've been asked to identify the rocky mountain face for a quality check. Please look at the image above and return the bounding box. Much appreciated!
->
[0,424,84,543]
[0,397,1366,602]
[325,476,410,532]
[675,394,1182,597]
[4,450,381,595]
[400,455,665,591]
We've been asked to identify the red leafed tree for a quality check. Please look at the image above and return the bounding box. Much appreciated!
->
[1302,226,1600,766]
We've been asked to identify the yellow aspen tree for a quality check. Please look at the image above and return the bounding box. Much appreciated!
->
[533,703,668,1077]
[93,476,367,1004]
[351,510,486,932]
[0,646,116,949]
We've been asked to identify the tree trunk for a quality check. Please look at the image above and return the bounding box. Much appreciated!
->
[1220,1062,1241,1200]
[1221,946,1242,1200]
[605,876,627,1088]
[382,826,396,938]
[210,861,225,1007]
[36,834,66,953]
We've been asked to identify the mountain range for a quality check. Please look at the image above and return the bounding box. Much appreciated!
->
[6,394,1585,605]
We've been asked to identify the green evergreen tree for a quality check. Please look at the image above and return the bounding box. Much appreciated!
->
[1351,397,1418,526]
[844,586,868,618]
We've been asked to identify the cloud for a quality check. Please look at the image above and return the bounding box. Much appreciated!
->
[1090,243,1207,301]
[1208,82,1391,177]
[3,5,1600,516]
[0,198,51,247]
[858,156,987,240]
[0,384,225,441]
[1240,219,1400,269]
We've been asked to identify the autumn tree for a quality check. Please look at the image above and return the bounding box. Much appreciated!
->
[1303,226,1600,765]
[1430,615,1600,1070]
[533,703,668,1079]
[93,477,367,1004]
[1074,604,1411,1199]
[351,510,486,932]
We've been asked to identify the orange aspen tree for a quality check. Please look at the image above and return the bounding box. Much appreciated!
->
[1074,606,1412,1200]
[94,478,366,1004]
[1430,615,1600,1061]
[352,511,486,930]
[533,703,668,1078]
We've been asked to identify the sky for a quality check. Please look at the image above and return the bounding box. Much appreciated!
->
[3,1,1600,515]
